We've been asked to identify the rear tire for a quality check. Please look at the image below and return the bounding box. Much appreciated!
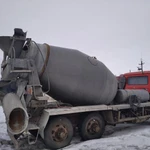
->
[44,116,73,149]
[79,112,105,140]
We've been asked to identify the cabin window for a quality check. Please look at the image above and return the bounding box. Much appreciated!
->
[127,76,148,85]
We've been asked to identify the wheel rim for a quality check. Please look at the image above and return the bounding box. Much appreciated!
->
[52,124,68,142]
[44,117,73,149]
[87,119,100,135]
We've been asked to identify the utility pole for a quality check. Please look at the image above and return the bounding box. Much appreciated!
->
[137,59,144,73]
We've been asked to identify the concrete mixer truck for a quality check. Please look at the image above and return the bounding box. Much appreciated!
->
[0,28,150,149]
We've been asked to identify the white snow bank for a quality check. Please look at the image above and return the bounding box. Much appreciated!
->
[65,123,150,150]
[0,106,13,150]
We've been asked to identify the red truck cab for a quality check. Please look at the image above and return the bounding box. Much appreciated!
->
[118,71,150,93]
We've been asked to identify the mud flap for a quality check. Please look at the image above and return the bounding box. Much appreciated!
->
[27,123,39,145]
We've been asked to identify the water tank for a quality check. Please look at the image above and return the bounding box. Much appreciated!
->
[26,43,118,105]
[114,89,149,104]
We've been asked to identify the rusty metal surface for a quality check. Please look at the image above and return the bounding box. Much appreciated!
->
[2,93,28,135]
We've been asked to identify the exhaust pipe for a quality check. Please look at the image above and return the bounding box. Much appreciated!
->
[2,93,28,135]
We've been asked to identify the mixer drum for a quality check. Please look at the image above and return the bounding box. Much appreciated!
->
[29,43,118,105]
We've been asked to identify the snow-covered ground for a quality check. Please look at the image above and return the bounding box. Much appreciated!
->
[1,106,150,150]
[65,124,150,150]
[0,107,13,150]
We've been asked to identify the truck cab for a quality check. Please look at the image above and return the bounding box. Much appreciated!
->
[118,71,150,93]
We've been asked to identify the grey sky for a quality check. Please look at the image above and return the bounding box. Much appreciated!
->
[0,0,150,75]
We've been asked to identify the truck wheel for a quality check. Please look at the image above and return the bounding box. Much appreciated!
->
[44,116,73,149]
[79,113,105,140]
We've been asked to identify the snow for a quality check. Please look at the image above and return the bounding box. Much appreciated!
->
[65,124,150,150]
[0,106,13,150]
[1,106,150,150]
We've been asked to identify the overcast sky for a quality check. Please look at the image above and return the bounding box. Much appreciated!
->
[0,0,150,75]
